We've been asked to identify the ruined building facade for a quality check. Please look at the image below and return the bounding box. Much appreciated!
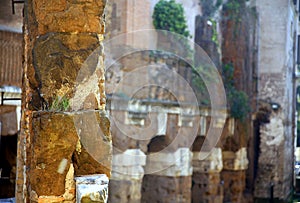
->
[104,0,299,202]
[0,0,298,202]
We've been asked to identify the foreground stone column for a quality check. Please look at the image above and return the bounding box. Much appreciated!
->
[16,0,111,202]
[142,148,192,203]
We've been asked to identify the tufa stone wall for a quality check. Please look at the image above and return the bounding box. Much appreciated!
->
[17,0,112,202]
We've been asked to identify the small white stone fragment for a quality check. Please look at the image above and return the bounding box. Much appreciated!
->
[57,158,68,174]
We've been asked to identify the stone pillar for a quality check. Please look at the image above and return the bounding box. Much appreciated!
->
[17,0,111,202]
[221,148,249,203]
[141,148,192,203]
[192,147,224,203]
[108,149,146,203]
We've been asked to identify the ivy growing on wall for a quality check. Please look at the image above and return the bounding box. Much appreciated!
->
[222,63,250,120]
[192,63,251,120]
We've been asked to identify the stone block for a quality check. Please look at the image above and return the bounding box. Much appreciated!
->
[29,110,111,196]
[32,33,103,111]
[32,0,105,34]
[72,111,112,177]
[193,148,223,173]
[30,112,79,196]
[75,174,109,203]
[111,149,146,180]
[222,148,249,170]
[145,148,192,176]
[112,149,146,167]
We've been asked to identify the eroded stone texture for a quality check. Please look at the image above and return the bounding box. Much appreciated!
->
[30,112,79,196]
[73,111,112,178]
[254,112,285,198]
[191,172,223,203]
[108,180,142,203]
[19,0,110,201]
[221,170,246,203]
[32,33,102,110]
[191,147,223,203]
[253,0,296,200]
[141,175,191,203]
[32,0,105,34]
[76,174,109,203]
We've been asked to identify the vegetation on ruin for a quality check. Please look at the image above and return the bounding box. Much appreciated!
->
[192,63,250,120]
[152,0,190,38]
[222,63,250,120]
[50,95,70,111]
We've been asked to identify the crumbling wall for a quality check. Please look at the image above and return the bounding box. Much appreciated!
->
[254,0,296,200]
[17,0,112,202]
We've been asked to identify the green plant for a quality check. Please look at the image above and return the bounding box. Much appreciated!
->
[210,19,218,45]
[222,63,250,120]
[152,0,193,58]
[50,95,70,111]
[153,0,190,38]
[192,65,221,106]
[224,0,244,24]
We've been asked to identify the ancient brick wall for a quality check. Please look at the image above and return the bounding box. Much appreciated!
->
[17,0,112,202]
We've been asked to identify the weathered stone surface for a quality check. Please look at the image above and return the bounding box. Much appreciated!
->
[30,112,79,196]
[254,112,285,198]
[73,111,112,178]
[221,170,246,203]
[141,175,191,203]
[32,0,105,34]
[32,33,102,110]
[253,0,295,199]
[29,110,111,196]
[20,0,109,201]
[145,148,192,176]
[109,150,146,203]
[193,148,223,173]
[191,172,223,203]
[112,149,146,181]
[222,148,248,171]
[108,179,142,203]
[76,174,109,203]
